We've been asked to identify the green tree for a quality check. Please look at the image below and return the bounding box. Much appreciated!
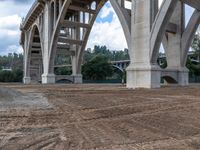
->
[186,33,200,80]
[82,54,113,80]
[55,67,72,75]
[192,33,200,61]
[0,53,23,70]
[0,69,23,82]
[84,45,130,63]
[186,59,200,76]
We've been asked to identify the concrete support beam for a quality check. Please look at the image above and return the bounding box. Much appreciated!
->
[72,74,83,84]
[59,0,62,12]
[181,10,200,65]
[150,0,178,63]
[164,2,189,86]
[42,1,55,84]
[61,20,91,29]
[178,68,189,86]
[58,37,83,45]
[127,0,161,89]
[166,22,177,34]
[68,5,96,14]
[165,2,183,69]
[54,0,57,27]
[42,74,55,84]
[23,77,31,84]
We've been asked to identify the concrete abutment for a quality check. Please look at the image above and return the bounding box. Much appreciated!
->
[126,65,161,88]
[42,74,56,84]
[23,77,31,84]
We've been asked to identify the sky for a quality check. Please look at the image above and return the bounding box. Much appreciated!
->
[0,0,197,55]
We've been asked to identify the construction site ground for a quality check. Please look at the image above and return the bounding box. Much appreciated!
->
[0,83,200,150]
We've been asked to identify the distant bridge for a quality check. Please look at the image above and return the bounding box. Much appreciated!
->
[54,60,130,82]
[54,60,130,70]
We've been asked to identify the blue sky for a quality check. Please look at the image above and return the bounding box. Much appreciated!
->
[96,3,113,23]
[0,0,197,55]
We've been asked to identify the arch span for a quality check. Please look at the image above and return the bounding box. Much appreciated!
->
[24,24,43,83]
[150,0,178,64]
[162,76,178,84]
[181,10,200,66]
[48,0,131,77]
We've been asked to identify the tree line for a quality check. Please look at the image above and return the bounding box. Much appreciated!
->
[56,46,129,81]
[0,36,200,83]
[0,53,23,82]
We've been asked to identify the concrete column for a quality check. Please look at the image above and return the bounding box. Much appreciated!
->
[23,32,31,84]
[126,0,161,89]
[71,45,83,84]
[54,0,57,27]
[165,2,189,86]
[59,0,62,12]
[117,0,124,8]
[42,1,55,84]
[68,12,83,84]
[71,56,83,84]
[23,77,31,84]
[24,56,31,84]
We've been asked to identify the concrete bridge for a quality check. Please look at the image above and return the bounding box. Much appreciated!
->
[111,60,130,72]
[21,0,200,88]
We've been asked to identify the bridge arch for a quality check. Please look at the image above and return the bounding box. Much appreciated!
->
[161,76,178,84]
[181,10,200,66]
[50,1,55,32]
[112,65,124,73]
[150,0,178,64]
[151,0,200,66]
[26,24,43,83]
[48,0,131,76]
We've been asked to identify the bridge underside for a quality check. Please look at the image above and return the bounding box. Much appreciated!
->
[21,0,200,88]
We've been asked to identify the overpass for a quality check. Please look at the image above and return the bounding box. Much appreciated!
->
[21,0,200,88]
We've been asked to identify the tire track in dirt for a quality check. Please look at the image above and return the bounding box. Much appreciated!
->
[0,84,200,149]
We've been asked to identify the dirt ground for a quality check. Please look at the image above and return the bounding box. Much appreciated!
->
[0,83,200,150]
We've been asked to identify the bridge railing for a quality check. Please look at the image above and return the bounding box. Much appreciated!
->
[20,0,40,29]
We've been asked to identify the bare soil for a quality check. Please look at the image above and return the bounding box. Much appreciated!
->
[0,83,200,150]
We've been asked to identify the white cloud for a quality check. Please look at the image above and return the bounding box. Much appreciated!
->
[0,0,32,54]
[0,15,21,38]
[99,4,113,19]
[87,3,128,50]
[0,15,21,30]
[0,15,22,55]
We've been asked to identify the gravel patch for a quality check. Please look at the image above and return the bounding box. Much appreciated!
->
[0,87,52,111]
